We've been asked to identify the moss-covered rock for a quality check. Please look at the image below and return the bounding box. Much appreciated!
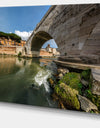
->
[54,83,80,110]
[59,72,82,94]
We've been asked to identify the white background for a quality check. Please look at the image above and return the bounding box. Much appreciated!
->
[0,0,100,128]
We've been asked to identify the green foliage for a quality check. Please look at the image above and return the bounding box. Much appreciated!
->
[85,89,100,109]
[54,83,80,110]
[18,52,22,57]
[90,110,95,113]
[81,69,91,81]
[81,69,100,110]
[0,31,21,43]
[55,85,60,94]
[59,72,82,94]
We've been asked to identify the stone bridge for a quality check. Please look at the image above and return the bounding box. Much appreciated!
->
[24,4,100,64]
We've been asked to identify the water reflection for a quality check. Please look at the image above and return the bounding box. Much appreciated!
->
[0,56,32,75]
[0,56,58,108]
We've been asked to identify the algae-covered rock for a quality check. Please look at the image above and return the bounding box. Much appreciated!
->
[59,72,82,94]
[48,78,55,88]
[54,83,80,110]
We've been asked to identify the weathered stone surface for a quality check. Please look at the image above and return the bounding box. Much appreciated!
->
[91,68,100,95]
[78,95,98,112]
[81,79,89,87]
[92,80,100,95]
[57,68,69,74]
[0,46,16,55]
[91,68,100,82]
[24,4,100,64]
[58,73,63,79]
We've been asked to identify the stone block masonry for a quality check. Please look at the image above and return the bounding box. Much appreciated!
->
[25,4,100,64]
[0,46,16,55]
[0,46,23,56]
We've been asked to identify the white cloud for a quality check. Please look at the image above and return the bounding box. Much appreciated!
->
[15,30,32,40]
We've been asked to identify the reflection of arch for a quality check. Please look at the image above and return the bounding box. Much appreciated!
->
[31,31,53,51]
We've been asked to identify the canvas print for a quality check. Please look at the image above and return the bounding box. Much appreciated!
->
[0,4,100,114]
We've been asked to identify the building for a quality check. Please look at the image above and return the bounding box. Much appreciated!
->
[45,44,60,56]
[39,44,60,57]
[0,37,26,55]
[0,37,26,47]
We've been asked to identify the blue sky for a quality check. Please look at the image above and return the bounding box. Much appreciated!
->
[0,6,58,48]
[0,6,50,33]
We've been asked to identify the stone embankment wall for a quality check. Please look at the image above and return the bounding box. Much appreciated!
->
[0,46,23,55]
[0,46,16,55]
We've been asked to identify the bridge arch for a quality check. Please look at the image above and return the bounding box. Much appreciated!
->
[31,31,53,51]
[30,31,55,57]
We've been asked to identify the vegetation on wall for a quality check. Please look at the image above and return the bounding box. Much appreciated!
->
[0,31,21,43]
[18,52,22,57]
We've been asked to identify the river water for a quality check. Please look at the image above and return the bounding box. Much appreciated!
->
[0,56,58,108]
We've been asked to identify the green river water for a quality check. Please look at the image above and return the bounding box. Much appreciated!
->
[0,56,58,108]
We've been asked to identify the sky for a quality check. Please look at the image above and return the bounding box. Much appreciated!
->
[0,6,58,48]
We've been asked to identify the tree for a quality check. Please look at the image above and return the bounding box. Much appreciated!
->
[0,31,21,43]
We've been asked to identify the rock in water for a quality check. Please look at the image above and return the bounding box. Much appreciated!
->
[78,95,98,112]
[46,62,57,74]
[54,83,80,110]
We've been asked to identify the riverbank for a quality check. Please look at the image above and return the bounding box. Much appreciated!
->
[0,54,100,114]
[47,61,100,114]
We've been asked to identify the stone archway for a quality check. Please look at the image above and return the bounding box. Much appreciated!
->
[31,31,53,57]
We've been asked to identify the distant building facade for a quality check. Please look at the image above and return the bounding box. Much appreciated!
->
[40,44,60,57]
[0,37,26,55]
[0,37,26,47]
